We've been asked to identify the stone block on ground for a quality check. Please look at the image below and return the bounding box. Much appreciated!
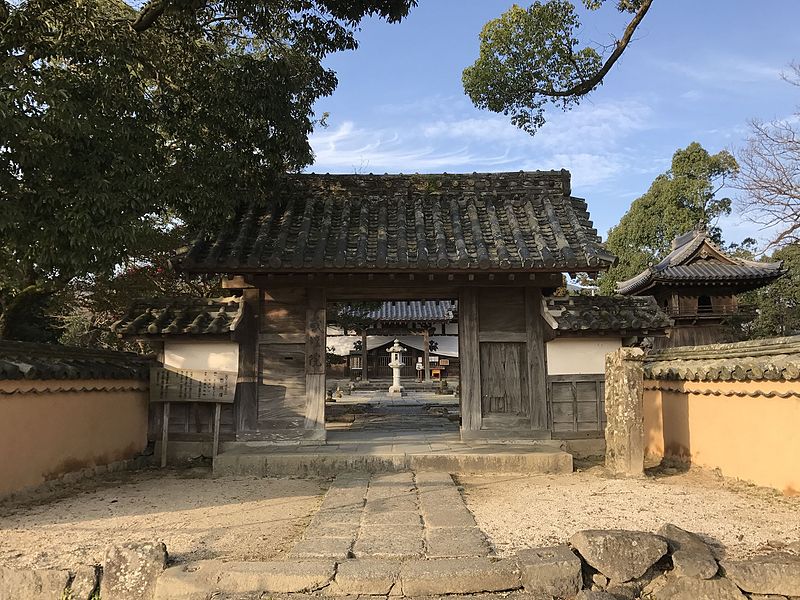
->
[69,565,98,600]
[288,536,353,559]
[352,525,424,559]
[313,507,363,525]
[570,529,667,583]
[658,523,718,579]
[575,590,618,599]
[421,506,478,528]
[720,553,800,596]
[364,496,418,513]
[516,545,582,598]
[326,559,401,595]
[399,557,521,596]
[304,521,360,539]
[101,541,168,600]
[415,472,455,487]
[215,560,335,594]
[362,509,421,527]
[154,560,220,600]
[653,576,747,600]
[0,565,70,600]
[425,526,491,558]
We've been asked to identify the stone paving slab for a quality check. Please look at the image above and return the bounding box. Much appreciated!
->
[154,560,336,599]
[287,537,353,560]
[399,558,521,596]
[326,559,402,596]
[362,510,422,527]
[352,525,425,559]
[425,527,492,558]
[289,470,490,562]
[422,507,480,529]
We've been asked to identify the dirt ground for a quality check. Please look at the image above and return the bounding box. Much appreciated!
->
[459,465,800,560]
[0,469,326,571]
[3,465,799,571]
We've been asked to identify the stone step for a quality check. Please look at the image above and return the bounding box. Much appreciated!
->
[213,447,572,477]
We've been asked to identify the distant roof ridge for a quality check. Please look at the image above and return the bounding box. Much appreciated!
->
[617,226,784,295]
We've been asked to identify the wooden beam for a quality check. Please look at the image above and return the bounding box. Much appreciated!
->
[459,287,481,432]
[160,402,170,468]
[525,287,548,430]
[423,328,431,383]
[233,288,259,435]
[304,287,326,433]
[361,330,369,383]
[479,331,527,343]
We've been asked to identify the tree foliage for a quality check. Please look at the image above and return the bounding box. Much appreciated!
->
[738,243,800,338]
[735,64,800,249]
[598,143,739,294]
[0,0,414,340]
[58,216,222,349]
[462,0,654,134]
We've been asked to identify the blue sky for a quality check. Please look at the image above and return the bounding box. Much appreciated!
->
[307,1,800,249]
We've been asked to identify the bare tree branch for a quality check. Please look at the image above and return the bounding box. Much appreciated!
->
[735,92,800,249]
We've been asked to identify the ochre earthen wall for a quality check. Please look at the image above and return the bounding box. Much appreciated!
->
[0,379,149,497]
[643,379,800,494]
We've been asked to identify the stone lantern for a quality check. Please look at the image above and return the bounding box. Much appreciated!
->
[387,338,406,396]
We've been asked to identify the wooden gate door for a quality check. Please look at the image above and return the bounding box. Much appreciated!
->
[479,342,529,428]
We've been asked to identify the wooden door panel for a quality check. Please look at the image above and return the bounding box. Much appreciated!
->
[479,342,528,419]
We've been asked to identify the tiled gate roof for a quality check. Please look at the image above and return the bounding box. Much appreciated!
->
[176,171,616,273]
[111,297,244,337]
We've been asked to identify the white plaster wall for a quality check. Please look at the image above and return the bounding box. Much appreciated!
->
[546,337,622,375]
[164,341,239,372]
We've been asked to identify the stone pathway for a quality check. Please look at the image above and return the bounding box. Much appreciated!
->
[288,471,490,560]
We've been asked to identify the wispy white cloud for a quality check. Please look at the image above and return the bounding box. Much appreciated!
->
[652,56,784,88]
[309,97,656,186]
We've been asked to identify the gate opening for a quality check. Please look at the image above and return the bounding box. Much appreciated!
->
[325,299,460,436]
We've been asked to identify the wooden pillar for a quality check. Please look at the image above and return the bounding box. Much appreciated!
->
[423,328,431,383]
[458,287,481,431]
[361,330,369,382]
[234,288,259,435]
[304,287,326,433]
[525,287,548,430]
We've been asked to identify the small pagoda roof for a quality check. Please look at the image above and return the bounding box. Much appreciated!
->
[543,295,671,336]
[175,172,616,274]
[112,296,244,338]
[617,226,784,295]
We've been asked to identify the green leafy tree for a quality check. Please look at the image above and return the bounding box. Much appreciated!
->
[739,244,800,338]
[598,143,739,294]
[0,0,415,341]
[58,216,222,349]
[463,0,654,134]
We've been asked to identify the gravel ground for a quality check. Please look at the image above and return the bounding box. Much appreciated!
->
[0,469,325,571]
[458,465,800,560]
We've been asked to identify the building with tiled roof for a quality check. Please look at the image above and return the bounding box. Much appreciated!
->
[158,170,624,444]
[617,225,785,347]
[174,171,616,274]
[617,225,784,296]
